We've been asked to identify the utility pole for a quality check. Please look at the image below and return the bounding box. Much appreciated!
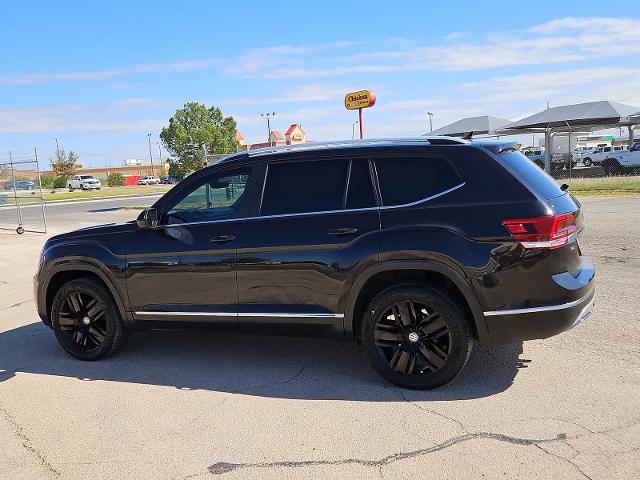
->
[157,142,162,164]
[352,120,359,140]
[55,138,61,158]
[201,144,208,168]
[147,133,155,176]
[427,112,434,133]
[261,112,275,147]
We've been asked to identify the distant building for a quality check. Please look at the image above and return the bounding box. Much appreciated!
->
[237,123,309,150]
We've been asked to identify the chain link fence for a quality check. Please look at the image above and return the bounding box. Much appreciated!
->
[0,152,47,234]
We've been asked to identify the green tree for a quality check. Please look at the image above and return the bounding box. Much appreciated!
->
[106,172,125,187]
[51,148,79,182]
[39,174,56,189]
[160,102,240,179]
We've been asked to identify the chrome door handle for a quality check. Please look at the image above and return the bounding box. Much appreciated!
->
[210,235,236,244]
[328,227,358,236]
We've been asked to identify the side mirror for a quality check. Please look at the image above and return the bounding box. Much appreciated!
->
[136,208,159,229]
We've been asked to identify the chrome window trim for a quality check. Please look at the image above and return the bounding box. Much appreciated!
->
[156,183,464,229]
[135,311,344,319]
[379,182,465,209]
[483,290,594,316]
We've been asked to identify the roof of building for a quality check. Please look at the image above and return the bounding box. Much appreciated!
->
[503,100,640,131]
[429,115,511,136]
[285,123,305,135]
[270,130,284,141]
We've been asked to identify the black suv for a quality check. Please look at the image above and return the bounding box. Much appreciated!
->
[34,138,595,389]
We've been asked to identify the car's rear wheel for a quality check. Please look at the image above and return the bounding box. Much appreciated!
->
[68,185,73,192]
[362,285,472,389]
[51,278,128,360]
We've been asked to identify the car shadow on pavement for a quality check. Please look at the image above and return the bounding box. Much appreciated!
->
[0,321,527,401]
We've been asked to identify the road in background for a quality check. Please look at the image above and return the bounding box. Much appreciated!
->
[0,195,161,232]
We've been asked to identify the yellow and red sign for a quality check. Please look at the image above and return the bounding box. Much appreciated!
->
[344,90,376,110]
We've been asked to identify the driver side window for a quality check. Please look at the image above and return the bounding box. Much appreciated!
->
[164,166,253,225]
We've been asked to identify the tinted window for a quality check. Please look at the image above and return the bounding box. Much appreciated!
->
[375,156,462,206]
[346,159,376,209]
[164,167,252,224]
[261,159,348,215]
[499,151,564,199]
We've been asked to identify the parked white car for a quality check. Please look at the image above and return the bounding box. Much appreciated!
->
[68,175,101,191]
[137,176,160,185]
[603,142,640,175]
[524,149,545,168]
[582,145,625,167]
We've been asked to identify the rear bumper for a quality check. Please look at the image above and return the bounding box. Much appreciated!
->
[481,256,595,346]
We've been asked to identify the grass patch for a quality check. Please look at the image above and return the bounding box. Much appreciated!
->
[42,185,171,202]
[560,176,640,195]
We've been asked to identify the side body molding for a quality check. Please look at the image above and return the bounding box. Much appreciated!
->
[342,260,489,344]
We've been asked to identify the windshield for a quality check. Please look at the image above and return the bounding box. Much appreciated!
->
[80,176,95,180]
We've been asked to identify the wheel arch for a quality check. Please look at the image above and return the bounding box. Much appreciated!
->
[43,262,132,329]
[344,260,489,344]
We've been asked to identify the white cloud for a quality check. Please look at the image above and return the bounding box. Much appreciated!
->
[0,58,221,85]
[0,99,165,133]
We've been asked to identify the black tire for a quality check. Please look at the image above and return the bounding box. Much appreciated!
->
[68,185,73,192]
[51,278,128,360]
[362,284,473,389]
[583,157,592,167]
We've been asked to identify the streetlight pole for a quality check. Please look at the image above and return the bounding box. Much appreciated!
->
[147,133,155,176]
[261,112,275,147]
[352,120,359,140]
[427,112,434,133]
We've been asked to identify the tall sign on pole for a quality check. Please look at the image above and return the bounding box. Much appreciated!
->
[344,90,376,139]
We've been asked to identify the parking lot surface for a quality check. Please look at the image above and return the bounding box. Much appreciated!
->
[0,196,638,479]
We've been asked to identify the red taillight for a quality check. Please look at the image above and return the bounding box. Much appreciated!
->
[503,213,577,249]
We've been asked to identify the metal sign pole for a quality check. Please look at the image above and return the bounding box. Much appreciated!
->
[359,108,363,139]
[34,147,47,233]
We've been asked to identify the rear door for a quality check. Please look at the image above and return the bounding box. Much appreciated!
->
[235,156,380,330]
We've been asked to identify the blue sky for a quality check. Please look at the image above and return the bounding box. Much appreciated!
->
[1,1,639,166]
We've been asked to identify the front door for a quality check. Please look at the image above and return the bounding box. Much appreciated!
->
[126,164,256,322]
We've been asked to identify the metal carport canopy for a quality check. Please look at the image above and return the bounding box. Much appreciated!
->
[498,100,640,172]
[428,115,511,137]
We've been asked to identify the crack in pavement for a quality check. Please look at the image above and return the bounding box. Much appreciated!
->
[1,298,33,311]
[535,444,593,480]
[0,406,60,477]
[206,431,568,475]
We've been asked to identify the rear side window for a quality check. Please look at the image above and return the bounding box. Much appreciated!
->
[375,156,462,207]
[499,151,564,199]
[346,158,376,209]
[261,159,348,215]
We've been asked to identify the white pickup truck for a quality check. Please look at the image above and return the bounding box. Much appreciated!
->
[581,145,625,167]
[68,175,101,191]
[603,142,640,175]
[137,176,160,185]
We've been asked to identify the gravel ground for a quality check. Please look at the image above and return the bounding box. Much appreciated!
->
[0,196,638,480]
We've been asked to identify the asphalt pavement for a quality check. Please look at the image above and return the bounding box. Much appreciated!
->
[0,195,638,479]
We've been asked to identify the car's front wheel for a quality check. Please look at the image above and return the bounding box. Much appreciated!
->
[582,157,593,167]
[362,285,473,389]
[51,278,128,360]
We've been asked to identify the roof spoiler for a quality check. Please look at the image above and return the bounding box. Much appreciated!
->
[477,140,521,155]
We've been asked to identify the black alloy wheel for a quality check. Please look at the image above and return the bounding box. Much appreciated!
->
[373,300,451,375]
[363,285,472,389]
[51,278,128,360]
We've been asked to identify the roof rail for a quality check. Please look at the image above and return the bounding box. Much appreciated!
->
[245,136,468,158]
